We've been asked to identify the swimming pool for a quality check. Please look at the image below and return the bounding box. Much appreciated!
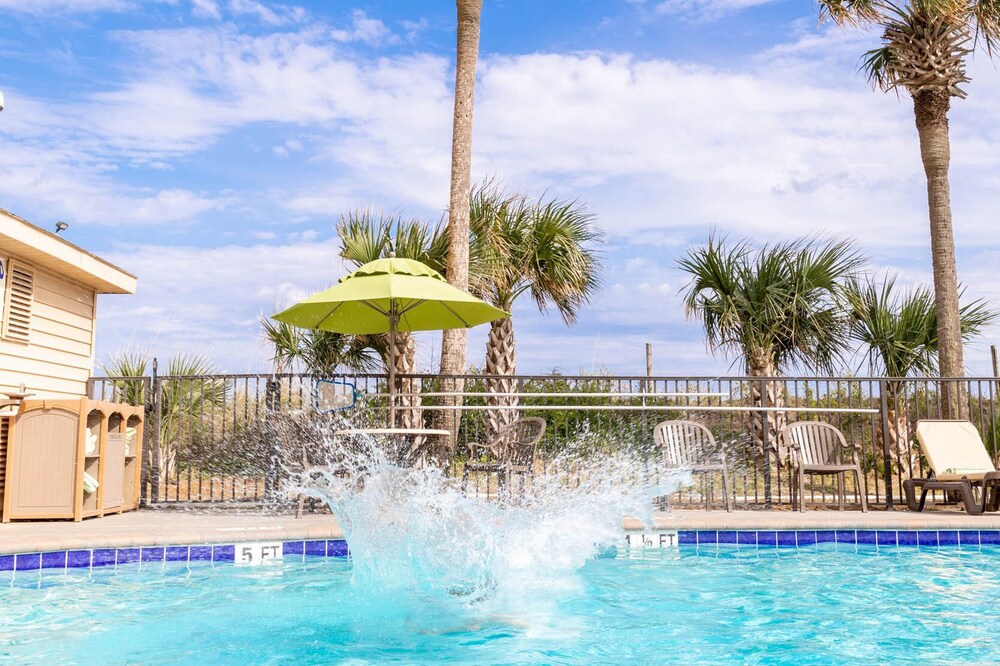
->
[3,541,997,664]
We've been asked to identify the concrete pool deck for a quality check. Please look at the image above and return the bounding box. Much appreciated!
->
[5,507,1000,555]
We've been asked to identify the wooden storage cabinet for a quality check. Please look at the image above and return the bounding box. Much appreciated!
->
[0,399,144,522]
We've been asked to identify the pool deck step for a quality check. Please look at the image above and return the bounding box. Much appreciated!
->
[3,508,1000,555]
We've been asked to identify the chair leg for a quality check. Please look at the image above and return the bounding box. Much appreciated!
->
[295,493,305,519]
[721,467,733,513]
[838,474,845,511]
[461,467,469,493]
[959,480,984,515]
[854,468,868,513]
[798,468,806,513]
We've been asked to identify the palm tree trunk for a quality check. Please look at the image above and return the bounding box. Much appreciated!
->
[437,0,483,450]
[394,331,423,434]
[878,381,913,475]
[747,356,788,466]
[914,89,965,418]
[485,316,517,440]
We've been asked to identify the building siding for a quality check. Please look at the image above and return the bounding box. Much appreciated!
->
[0,264,96,398]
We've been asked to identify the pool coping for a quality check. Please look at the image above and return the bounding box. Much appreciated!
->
[0,511,344,556]
[4,508,1000,560]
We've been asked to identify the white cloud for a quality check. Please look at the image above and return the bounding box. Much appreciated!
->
[330,10,394,45]
[227,0,303,26]
[652,0,781,20]
[0,143,226,226]
[191,0,220,19]
[97,238,348,372]
[0,0,135,13]
[400,18,428,41]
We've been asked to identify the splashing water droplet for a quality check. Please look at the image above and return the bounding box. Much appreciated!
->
[284,418,689,620]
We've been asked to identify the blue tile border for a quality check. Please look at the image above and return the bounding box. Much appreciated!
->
[0,539,350,572]
[11,529,1000,573]
[0,554,15,571]
[620,530,1000,551]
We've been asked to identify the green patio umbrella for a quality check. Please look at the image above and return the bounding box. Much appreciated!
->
[272,254,509,424]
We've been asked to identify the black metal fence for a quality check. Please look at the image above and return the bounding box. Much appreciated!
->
[87,372,1000,510]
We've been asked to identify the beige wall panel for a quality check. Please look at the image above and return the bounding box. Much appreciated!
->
[33,269,92,303]
[0,270,97,398]
[30,316,93,345]
[0,379,84,399]
[32,302,93,332]
[26,330,92,357]
[0,343,95,373]
[34,281,95,320]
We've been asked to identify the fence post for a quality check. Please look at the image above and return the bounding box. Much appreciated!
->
[878,379,894,510]
[139,375,152,508]
[761,377,772,509]
[264,376,281,500]
[149,358,162,504]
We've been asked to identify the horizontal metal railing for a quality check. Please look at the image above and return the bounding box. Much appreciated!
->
[87,372,1000,511]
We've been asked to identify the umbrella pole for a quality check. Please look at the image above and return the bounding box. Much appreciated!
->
[388,308,397,427]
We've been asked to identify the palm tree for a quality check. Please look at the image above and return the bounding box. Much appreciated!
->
[337,211,447,427]
[439,0,484,443]
[260,316,383,376]
[677,235,866,462]
[102,350,226,486]
[846,273,996,472]
[818,0,1000,416]
[469,183,604,437]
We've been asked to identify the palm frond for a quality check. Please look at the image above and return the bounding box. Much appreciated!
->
[469,180,604,323]
[677,235,865,374]
[817,0,885,25]
[260,315,304,373]
[846,274,997,377]
[972,0,1000,53]
[861,44,897,91]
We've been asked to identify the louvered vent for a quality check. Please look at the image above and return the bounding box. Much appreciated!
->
[0,416,9,514]
[3,262,33,343]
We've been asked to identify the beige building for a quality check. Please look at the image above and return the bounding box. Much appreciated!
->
[0,208,136,399]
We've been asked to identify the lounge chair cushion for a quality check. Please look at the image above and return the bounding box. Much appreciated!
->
[916,420,996,481]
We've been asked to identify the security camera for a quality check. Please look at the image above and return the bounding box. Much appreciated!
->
[0,91,5,112]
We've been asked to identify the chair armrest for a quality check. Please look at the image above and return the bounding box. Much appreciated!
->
[467,442,499,460]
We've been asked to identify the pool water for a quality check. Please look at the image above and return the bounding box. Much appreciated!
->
[2,544,998,664]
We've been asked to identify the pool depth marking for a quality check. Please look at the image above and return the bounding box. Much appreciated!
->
[235,542,284,566]
[624,530,679,548]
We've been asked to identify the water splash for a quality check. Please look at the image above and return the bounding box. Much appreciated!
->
[286,420,687,618]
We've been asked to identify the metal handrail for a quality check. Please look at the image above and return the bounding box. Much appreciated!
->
[404,404,880,413]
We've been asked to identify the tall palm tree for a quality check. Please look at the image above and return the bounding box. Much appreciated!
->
[469,183,604,437]
[337,211,447,427]
[439,0,484,444]
[678,235,866,462]
[260,316,383,376]
[818,0,1000,416]
[846,273,996,472]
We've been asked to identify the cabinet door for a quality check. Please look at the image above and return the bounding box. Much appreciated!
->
[103,432,126,509]
[8,409,78,519]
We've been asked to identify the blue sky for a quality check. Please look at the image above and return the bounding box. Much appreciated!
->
[1,0,999,376]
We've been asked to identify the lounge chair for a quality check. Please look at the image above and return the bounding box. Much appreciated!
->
[903,420,1000,515]
[654,420,732,512]
[781,421,868,512]
[461,417,546,496]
